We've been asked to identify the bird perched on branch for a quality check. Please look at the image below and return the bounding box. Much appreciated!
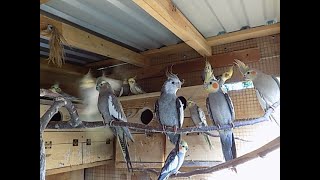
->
[158,140,189,180]
[96,78,134,172]
[128,76,146,95]
[203,64,237,166]
[155,68,184,145]
[234,59,280,126]
[187,100,213,150]
[49,82,81,102]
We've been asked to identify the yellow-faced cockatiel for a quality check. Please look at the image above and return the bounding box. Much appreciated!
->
[96,78,134,172]
[234,59,280,125]
[128,76,146,95]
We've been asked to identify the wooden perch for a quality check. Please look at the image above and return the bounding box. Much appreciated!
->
[40,89,81,180]
[133,136,280,177]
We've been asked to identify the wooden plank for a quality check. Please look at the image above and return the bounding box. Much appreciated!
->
[40,58,89,76]
[83,142,113,164]
[133,0,211,56]
[43,132,86,144]
[207,23,280,46]
[46,144,83,169]
[140,23,280,57]
[46,160,112,175]
[115,133,165,168]
[40,104,72,121]
[40,0,50,5]
[46,169,84,180]
[85,58,124,68]
[40,14,150,67]
[119,48,260,81]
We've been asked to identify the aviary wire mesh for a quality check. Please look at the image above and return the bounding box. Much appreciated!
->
[84,34,280,180]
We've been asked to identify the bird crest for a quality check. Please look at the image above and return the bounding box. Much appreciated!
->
[165,65,184,84]
[234,59,250,75]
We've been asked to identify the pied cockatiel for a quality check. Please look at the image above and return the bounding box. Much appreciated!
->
[49,82,81,102]
[128,77,146,95]
[119,78,130,97]
[234,59,280,125]
[155,69,184,145]
[203,65,237,163]
[187,100,213,150]
[96,78,134,172]
[158,140,189,180]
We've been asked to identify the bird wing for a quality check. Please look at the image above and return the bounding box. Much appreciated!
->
[176,98,184,128]
[224,93,235,120]
[196,105,208,126]
[134,84,146,94]
[271,75,280,89]
[107,94,134,142]
[160,149,179,175]
[206,97,214,122]
[118,87,124,97]
[255,89,268,111]
[154,99,161,124]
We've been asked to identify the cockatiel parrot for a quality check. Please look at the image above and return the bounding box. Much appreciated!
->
[187,100,213,150]
[78,70,100,118]
[234,59,280,125]
[119,78,130,97]
[155,69,184,145]
[96,78,134,172]
[49,82,81,102]
[201,59,213,82]
[215,66,234,93]
[203,67,237,163]
[158,140,189,180]
[96,72,123,97]
[128,77,146,95]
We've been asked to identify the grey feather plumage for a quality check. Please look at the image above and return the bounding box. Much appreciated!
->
[155,71,184,145]
[188,101,213,150]
[204,73,237,162]
[96,80,134,172]
[119,79,130,97]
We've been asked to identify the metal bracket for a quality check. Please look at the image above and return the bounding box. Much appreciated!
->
[45,141,52,149]
[73,139,78,146]
[106,138,111,144]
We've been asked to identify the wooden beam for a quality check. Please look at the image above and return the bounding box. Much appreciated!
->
[40,0,50,5]
[40,58,89,76]
[141,23,280,57]
[46,160,112,175]
[85,59,125,68]
[40,14,150,67]
[133,0,211,57]
[118,47,260,80]
[207,23,280,46]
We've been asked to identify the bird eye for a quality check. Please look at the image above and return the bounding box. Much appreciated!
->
[209,82,212,84]
[247,72,250,74]
[171,81,175,84]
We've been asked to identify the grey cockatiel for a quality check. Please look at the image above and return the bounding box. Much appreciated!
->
[234,59,280,125]
[119,78,130,97]
[155,69,184,145]
[128,77,146,95]
[49,82,81,102]
[96,78,134,172]
[203,67,237,164]
[187,100,213,150]
[96,72,123,97]
[158,140,188,180]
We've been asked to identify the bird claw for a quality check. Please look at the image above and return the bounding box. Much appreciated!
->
[174,171,181,175]
[173,126,178,134]
[109,120,115,127]
[230,122,235,128]
[217,124,221,129]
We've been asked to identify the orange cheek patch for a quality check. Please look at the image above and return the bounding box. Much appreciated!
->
[212,82,218,89]
[251,71,256,75]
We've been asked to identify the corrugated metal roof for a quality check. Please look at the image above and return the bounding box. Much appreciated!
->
[40,0,279,67]
[40,0,182,52]
[172,0,280,38]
